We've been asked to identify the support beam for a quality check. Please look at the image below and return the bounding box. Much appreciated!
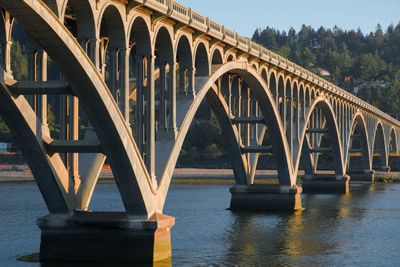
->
[231,116,264,124]
[229,185,302,211]
[306,128,329,134]
[240,145,272,154]
[44,140,103,154]
[309,147,333,153]
[9,81,73,95]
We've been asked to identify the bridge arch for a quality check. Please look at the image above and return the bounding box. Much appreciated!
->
[268,70,277,99]
[157,61,294,209]
[194,40,210,76]
[210,46,224,65]
[295,96,345,177]
[60,0,96,42]
[346,112,371,171]
[372,121,388,171]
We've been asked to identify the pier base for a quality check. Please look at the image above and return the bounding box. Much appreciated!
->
[37,212,175,263]
[229,184,302,211]
[302,174,350,194]
[348,169,375,182]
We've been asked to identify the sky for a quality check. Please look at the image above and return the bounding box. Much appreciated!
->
[177,0,400,38]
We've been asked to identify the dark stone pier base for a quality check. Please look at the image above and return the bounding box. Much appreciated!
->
[37,212,175,263]
[302,174,350,194]
[348,169,375,182]
[229,184,302,211]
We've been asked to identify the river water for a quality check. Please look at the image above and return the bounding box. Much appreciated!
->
[0,182,399,266]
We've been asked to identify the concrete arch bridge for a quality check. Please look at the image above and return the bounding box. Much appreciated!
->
[0,0,399,263]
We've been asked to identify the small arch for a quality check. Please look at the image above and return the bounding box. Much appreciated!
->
[268,71,277,98]
[261,68,268,84]
[194,41,209,76]
[128,16,152,137]
[226,53,235,62]
[211,47,223,65]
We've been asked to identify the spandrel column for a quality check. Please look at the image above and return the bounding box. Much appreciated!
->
[135,55,144,153]
[120,47,130,122]
[168,60,177,133]
[159,63,167,131]
[145,54,156,186]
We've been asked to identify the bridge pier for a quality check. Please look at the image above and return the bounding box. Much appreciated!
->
[37,212,175,263]
[302,174,350,194]
[348,169,375,182]
[229,185,302,211]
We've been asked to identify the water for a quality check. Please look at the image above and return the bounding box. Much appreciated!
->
[0,182,400,266]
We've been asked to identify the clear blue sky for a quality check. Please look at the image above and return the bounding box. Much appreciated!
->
[178,0,400,38]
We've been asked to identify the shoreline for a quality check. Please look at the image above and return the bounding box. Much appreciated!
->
[0,169,399,184]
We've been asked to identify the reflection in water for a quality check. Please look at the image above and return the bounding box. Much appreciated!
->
[0,183,400,266]
[39,259,172,267]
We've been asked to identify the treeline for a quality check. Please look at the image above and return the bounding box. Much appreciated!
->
[253,23,400,117]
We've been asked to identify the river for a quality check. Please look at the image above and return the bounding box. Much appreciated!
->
[0,182,399,266]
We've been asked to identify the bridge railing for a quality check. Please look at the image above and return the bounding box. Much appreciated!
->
[140,0,400,128]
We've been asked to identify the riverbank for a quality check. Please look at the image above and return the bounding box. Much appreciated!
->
[0,169,399,184]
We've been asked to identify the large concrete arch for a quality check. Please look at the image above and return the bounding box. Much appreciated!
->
[156,61,294,209]
[346,112,371,170]
[294,96,345,177]
[371,121,388,171]
[2,0,158,217]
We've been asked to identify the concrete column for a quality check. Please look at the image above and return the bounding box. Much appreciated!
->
[39,51,48,129]
[110,48,119,102]
[100,38,108,79]
[228,75,233,117]
[237,79,242,143]
[189,67,196,96]
[120,47,130,122]
[288,94,293,153]
[159,63,167,131]
[89,38,101,70]
[3,41,13,78]
[27,49,38,110]
[135,55,144,153]
[245,87,251,146]
[145,55,156,185]
[168,61,177,133]
[70,94,80,191]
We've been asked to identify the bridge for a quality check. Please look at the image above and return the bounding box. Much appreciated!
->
[0,0,399,263]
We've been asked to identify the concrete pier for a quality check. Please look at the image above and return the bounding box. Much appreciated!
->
[229,185,302,211]
[302,174,350,194]
[37,212,175,263]
[348,169,375,182]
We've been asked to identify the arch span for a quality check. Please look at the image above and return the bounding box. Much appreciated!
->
[346,112,371,171]
[294,96,345,177]
[2,0,156,217]
[156,61,294,209]
[372,122,388,171]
